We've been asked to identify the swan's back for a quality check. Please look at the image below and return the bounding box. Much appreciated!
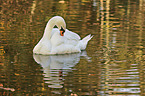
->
[64,29,80,41]
[51,28,80,46]
[64,29,80,46]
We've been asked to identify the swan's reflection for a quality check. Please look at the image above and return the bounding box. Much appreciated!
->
[33,51,90,88]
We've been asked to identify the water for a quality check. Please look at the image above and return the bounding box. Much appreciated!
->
[0,0,145,96]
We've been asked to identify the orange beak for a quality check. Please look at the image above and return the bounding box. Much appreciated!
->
[60,31,64,36]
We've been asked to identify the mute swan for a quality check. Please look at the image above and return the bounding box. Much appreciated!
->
[33,16,93,55]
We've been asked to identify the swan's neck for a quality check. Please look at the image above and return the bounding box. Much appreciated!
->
[42,16,66,40]
[43,20,55,40]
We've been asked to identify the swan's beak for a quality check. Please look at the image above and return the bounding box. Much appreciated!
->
[60,27,65,36]
[60,31,64,36]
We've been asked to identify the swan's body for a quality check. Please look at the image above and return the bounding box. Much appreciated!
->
[33,16,93,55]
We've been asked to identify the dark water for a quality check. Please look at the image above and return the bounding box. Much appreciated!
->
[0,0,145,96]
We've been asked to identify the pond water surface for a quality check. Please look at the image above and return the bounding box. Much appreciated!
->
[0,0,145,96]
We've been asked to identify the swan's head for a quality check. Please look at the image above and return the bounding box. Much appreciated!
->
[55,16,66,36]
[49,16,66,36]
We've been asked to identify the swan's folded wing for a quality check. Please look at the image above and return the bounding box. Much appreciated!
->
[64,29,80,41]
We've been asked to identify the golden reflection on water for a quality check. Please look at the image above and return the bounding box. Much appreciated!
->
[0,0,145,96]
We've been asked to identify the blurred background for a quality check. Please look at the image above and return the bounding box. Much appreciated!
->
[0,0,145,96]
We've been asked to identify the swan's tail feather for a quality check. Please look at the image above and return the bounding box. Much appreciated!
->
[79,34,93,50]
[82,34,93,42]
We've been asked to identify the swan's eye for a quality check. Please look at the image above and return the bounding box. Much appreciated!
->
[60,27,65,36]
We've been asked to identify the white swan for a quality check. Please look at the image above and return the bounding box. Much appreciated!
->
[33,16,93,55]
